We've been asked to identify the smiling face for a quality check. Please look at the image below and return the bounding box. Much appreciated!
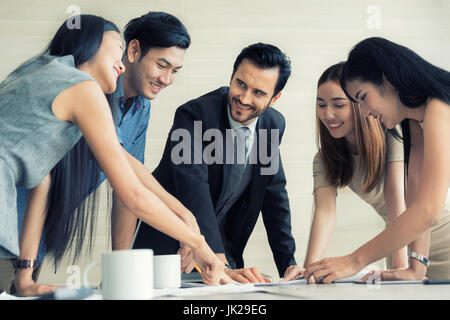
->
[316,81,355,140]
[78,30,126,94]
[228,59,281,126]
[124,43,185,100]
[345,78,404,129]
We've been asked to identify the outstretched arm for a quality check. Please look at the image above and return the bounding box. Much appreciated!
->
[59,80,230,285]
[383,160,409,270]
[15,174,58,296]
[304,187,338,267]
[111,148,202,273]
[378,132,429,280]
[282,186,337,282]
[297,187,337,282]
[111,148,201,251]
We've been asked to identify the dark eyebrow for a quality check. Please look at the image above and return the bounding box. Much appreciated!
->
[236,77,245,84]
[254,88,268,96]
[317,97,347,101]
[235,78,268,95]
[355,90,362,100]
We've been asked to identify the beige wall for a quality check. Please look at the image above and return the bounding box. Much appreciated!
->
[1,0,448,285]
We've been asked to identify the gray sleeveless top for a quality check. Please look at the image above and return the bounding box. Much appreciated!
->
[0,54,95,257]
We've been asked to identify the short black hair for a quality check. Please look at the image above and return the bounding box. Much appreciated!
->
[232,43,292,96]
[124,11,190,58]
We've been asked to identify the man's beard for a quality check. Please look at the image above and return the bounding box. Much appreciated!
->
[228,96,269,124]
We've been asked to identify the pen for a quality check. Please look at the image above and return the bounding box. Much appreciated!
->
[194,265,202,274]
[261,273,273,282]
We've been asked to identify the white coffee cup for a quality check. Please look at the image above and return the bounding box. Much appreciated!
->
[84,249,153,300]
[153,254,181,289]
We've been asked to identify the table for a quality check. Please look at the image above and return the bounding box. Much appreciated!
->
[153,283,449,319]
[157,283,450,300]
[265,283,450,300]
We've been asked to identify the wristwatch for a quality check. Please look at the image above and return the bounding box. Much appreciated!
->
[13,259,37,269]
[408,251,430,267]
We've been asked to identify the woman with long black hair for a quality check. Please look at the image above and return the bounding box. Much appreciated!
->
[282,62,409,282]
[305,37,450,282]
[0,14,229,296]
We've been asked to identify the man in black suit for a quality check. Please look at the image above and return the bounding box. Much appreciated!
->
[133,43,299,282]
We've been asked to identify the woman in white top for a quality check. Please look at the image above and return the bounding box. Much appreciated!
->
[309,62,409,279]
[284,62,430,282]
[304,38,450,282]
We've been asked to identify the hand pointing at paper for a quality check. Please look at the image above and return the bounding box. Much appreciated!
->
[189,240,234,285]
[180,248,268,284]
[224,267,272,284]
[280,265,305,282]
[304,254,364,284]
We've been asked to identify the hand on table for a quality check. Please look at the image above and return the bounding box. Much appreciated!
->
[304,254,363,284]
[224,267,271,284]
[178,244,196,273]
[190,239,233,285]
[280,265,305,282]
[177,211,203,273]
[360,267,427,282]
[15,272,59,297]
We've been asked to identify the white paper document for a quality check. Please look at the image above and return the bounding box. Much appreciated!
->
[155,283,266,297]
[353,280,423,285]
[0,288,99,300]
[254,269,372,287]
[0,292,37,300]
[334,270,371,283]
[254,278,308,287]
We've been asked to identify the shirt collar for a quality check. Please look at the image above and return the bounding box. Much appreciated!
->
[117,75,146,111]
[226,103,258,135]
[117,74,125,99]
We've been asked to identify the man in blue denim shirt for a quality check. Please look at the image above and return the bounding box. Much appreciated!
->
[0,11,190,294]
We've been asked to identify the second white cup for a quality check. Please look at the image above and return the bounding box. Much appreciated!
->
[153,254,181,289]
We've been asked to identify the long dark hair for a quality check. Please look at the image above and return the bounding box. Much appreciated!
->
[43,15,119,267]
[317,62,386,192]
[341,37,450,171]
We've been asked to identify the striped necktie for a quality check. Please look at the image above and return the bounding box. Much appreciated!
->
[234,126,251,165]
